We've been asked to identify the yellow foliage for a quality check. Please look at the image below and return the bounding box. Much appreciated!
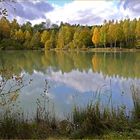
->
[15,29,24,42]
[41,31,50,44]
[24,31,31,41]
[92,27,100,47]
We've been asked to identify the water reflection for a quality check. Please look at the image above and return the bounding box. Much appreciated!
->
[92,52,140,78]
[0,51,140,78]
[0,51,140,118]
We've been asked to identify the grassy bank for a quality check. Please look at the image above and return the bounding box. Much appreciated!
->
[1,103,140,139]
[90,47,140,52]
[1,46,140,53]
[42,47,140,53]
[0,86,140,139]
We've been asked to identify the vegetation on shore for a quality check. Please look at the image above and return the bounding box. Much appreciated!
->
[0,17,140,50]
[0,82,140,139]
[1,97,140,139]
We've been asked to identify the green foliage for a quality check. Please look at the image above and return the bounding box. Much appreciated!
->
[21,21,32,32]
[0,39,23,50]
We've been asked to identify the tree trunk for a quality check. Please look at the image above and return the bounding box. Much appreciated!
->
[104,43,106,48]
[114,40,117,48]
[120,42,122,49]
[110,43,112,48]
[125,38,128,46]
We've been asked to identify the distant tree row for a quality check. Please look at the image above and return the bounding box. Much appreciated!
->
[0,17,140,50]
[92,19,140,48]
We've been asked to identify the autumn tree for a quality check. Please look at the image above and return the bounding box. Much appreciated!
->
[41,30,50,44]
[130,18,137,42]
[117,20,125,48]
[24,30,31,41]
[123,19,130,45]
[107,22,117,48]
[11,19,19,31]
[0,17,10,39]
[57,27,65,49]
[50,30,56,48]
[92,27,100,47]
[23,30,32,49]
[100,23,108,48]
[10,19,20,39]
[14,29,24,43]
[73,27,83,49]
[63,25,75,48]
[135,19,140,40]
[113,22,120,48]
[30,31,42,49]
[45,40,51,50]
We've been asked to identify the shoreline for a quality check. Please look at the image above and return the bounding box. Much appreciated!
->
[0,47,140,53]
[44,47,140,53]
[90,48,140,52]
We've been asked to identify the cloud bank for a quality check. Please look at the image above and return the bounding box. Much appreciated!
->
[1,0,140,25]
[47,0,140,25]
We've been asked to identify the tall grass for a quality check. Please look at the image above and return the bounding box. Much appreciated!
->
[131,85,140,120]
[71,101,129,138]
[0,86,140,139]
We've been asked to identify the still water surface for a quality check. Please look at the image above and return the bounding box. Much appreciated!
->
[0,51,140,118]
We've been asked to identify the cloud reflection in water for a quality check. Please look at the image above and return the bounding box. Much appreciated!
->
[18,68,140,118]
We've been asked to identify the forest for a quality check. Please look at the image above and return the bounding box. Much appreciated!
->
[0,17,140,50]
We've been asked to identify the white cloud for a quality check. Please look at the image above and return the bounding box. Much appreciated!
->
[46,0,123,25]
[2,0,140,25]
[46,1,109,24]
[46,0,140,26]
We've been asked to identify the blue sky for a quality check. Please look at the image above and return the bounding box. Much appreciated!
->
[1,0,140,25]
[47,0,74,6]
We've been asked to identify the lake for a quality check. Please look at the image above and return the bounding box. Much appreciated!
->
[0,51,140,118]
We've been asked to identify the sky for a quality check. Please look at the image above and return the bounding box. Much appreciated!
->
[1,0,140,25]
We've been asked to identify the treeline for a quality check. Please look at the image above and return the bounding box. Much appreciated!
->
[92,19,140,48]
[0,17,140,50]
